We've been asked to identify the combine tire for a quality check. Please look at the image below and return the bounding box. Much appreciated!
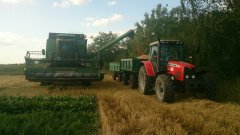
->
[40,82,52,86]
[130,73,137,89]
[122,72,129,85]
[155,75,174,103]
[138,66,151,94]
[82,81,92,86]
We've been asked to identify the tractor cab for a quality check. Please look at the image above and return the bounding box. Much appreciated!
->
[149,40,184,73]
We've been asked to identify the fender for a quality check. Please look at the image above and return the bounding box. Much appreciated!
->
[141,61,155,77]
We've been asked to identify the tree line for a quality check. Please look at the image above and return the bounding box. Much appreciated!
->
[89,0,240,101]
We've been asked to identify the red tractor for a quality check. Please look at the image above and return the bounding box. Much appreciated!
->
[138,40,213,102]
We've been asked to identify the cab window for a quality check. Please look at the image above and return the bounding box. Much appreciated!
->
[150,45,158,61]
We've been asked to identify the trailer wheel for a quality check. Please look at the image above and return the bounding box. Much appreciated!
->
[130,73,137,89]
[138,66,151,94]
[112,72,117,80]
[122,72,129,85]
[155,75,174,103]
[118,73,122,82]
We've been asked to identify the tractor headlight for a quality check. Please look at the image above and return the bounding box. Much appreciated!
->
[184,67,196,79]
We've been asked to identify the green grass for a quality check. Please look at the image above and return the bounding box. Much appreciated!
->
[0,96,100,135]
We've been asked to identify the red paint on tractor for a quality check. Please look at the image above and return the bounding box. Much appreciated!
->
[167,61,195,81]
[142,61,155,76]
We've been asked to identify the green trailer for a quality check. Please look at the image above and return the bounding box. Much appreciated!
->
[109,57,148,88]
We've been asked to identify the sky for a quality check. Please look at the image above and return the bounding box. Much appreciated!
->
[0,0,180,64]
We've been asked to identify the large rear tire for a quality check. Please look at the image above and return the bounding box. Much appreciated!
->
[138,66,151,94]
[155,75,175,103]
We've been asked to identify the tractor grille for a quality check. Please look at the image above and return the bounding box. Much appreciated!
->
[184,67,196,79]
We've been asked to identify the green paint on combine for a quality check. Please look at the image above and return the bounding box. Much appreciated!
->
[24,30,134,85]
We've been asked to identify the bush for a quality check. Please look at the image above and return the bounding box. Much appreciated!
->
[0,96,99,135]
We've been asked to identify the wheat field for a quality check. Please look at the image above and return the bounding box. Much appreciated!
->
[0,75,239,135]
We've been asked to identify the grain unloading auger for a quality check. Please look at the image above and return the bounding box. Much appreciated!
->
[24,30,134,85]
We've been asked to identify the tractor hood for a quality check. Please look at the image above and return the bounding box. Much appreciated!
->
[167,61,195,81]
[168,61,195,69]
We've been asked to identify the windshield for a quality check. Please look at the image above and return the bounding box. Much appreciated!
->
[59,41,76,53]
[160,44,184,62]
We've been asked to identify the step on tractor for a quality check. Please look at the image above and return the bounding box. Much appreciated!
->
[110,40,214,102]
[24,30,134,86]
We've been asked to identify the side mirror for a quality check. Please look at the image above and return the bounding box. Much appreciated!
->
[42,49,45,55]
[186,56,193,63]
[151,55,157,60]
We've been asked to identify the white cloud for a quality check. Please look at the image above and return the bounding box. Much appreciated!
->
[85,13,123,27]
[85,17,95,22]
[53,0,91,8]
[0,32,45,64]
[0,32,44,48]
[0,0,33,4]
[107,0,117,6]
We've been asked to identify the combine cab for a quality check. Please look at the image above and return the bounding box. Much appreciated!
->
[24,30,134,85]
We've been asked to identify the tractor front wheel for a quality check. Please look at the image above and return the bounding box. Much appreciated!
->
[138,66,151,94]
[155,75,174,103]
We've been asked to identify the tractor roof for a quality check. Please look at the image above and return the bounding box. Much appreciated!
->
[48,32,86,40]
[149,40,183,46]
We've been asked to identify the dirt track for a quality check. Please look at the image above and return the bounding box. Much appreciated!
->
[0,75,240,135]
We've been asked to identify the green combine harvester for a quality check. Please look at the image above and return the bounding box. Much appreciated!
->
[24,30,134,85]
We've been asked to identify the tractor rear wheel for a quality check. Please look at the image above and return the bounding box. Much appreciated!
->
[138,66,151,94]
[130,73,137,89]
[155,75,174,103]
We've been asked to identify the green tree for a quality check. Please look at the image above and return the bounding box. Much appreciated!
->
[133,0,240,101]
[88,31,129,63]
